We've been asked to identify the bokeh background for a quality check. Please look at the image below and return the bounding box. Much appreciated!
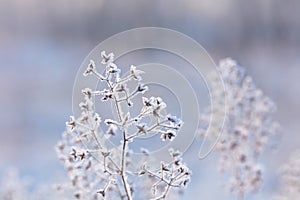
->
[0,0,299,199]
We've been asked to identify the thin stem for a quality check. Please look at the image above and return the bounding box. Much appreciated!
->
[157,184,171,200]
[114,96,123,122]
[107,156,121,172]
[114,74,134,88]
[120,130,132,200]
[76,123,102,150]
[157,157,175,199]
[117,89,138,103]
[92,70,105,80]
[146,171,170,185]
[110,80,131,200]
[126,120,168,141]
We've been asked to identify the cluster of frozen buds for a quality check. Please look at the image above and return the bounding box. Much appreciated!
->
[57,51,190,200]
[136,149,191,200]
[55,129,116,200]
[199,58,279,199]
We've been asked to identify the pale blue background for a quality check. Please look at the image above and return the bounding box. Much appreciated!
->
[0,1,299,199]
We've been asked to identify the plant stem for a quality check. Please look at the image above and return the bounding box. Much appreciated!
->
[120,131,132,200]
[112,84,131,200]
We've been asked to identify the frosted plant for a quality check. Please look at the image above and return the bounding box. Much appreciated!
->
[0,168,72,200]
[0,168,30,200]
[199,58,279,200]
[273,150,300,200]
[56,51,191,200]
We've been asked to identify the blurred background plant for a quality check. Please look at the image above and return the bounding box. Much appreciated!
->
[198,58,279,200]
[1,0,300,199]
[272,150,300,200]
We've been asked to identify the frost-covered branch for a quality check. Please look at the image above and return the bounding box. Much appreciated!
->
[56,51,190,200]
